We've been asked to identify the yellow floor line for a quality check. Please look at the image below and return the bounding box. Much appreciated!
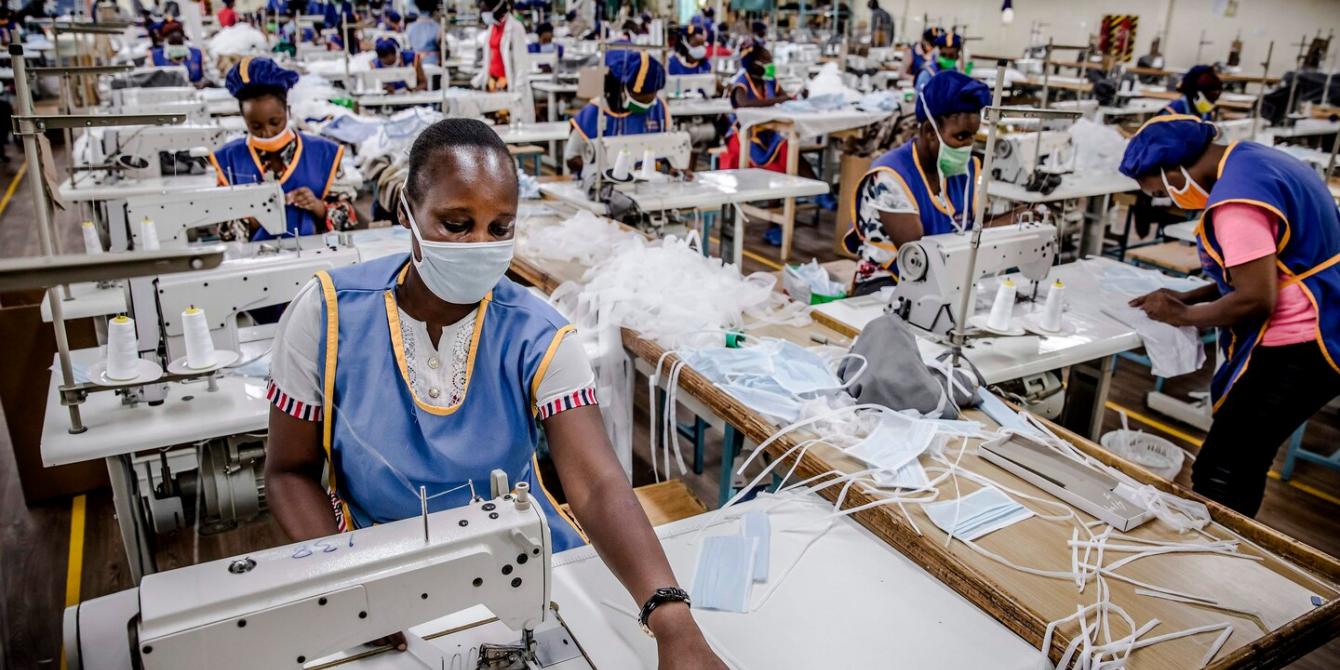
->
[1268,471,1340,507]
[59,493,86,670]
[1104,401,1204,448]
[0,161,28,219]
[706,235,785,271]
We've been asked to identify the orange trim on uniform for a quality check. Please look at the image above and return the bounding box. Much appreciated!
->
[239,56,254,84]
[912,143,956,218]
[207,152,228,186]
[316,270,341,486]
[1131,112,1215,137]
[633,51,650,92]
[246,132,305,185]
[530,324,576,414]
[531,453,587,541]
[321,144,344,199]
[383,279,492,417]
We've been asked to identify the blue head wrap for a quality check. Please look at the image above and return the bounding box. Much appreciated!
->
[606,50,665,94]
[1118,115,1219,179]
[384,9,400,23]
[922,27,944,43]
[374,36,400,54]
[935,32,962,49]
[738,37,764,69]
[915,70,991,122]
[225,57,300,99]
[1178,64,1221,94]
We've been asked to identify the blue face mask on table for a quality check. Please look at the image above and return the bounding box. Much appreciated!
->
[690,535,757,612]
[922,485,1033,541]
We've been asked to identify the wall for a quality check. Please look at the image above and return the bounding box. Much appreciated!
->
[846,0,1340,73]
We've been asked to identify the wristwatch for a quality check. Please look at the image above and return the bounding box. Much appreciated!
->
[637,587,691,638]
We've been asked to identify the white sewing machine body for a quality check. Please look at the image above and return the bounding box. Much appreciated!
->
[588,131,693,179]
[123,182,287,249]
[892,222,1058,336]
[989,130,1073,185]
[109,86,202,108]
[62,487,592,670]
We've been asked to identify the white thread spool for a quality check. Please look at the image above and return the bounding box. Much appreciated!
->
[611,149,632,180]
[139,217,161,251]
[987,278,1017,332]
[105,315,139,380]
[81,221,103,255]
[1041,279,1066,332]
[639,149,657,180]
[181,305,217,369]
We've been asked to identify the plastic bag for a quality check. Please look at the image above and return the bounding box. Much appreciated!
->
[782,259,846,304]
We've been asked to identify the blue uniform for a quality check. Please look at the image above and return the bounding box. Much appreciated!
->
[374,50,422,89]
[725,71,785,167]
[314,254,587,552]
[570,99,668,139]
[150,46,205,83]
[1160,96,1212,121]
[1198,141,1340,409]
[527,42,564,58]
[842,138,981,278]
[209,132,344,240]
[667,53,711,75]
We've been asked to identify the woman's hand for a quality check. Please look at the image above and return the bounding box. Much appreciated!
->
[1129,287,1183,309]
[1133,289,1188,325]
[288,186,328,220]
[650,605,728,669]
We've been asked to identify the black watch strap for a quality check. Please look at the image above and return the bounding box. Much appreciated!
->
[637,587,691,638]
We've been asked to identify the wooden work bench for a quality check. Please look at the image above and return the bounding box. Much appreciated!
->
[510,207,1340,669]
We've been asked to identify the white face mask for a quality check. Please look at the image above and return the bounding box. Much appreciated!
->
[400,192,514,304]
[687,44,707,59]
[164,44,190,60]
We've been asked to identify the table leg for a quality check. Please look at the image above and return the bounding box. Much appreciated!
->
[547,88,556,122]
[106,454,156,583]
[781,124,799,262]
[1080,193,1111,258]
[1058,355,1116,442]
[732,202,745,273]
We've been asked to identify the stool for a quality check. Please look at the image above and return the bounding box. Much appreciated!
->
[1280,421,1340,480]
[509,144,545,176]
[562,480,708,529]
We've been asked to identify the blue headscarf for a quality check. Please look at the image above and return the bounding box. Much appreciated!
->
[374,36,400,54]
[1119,115,1219,179]
[1178,64,1222,94]
[738,37,764,70]
[225,57,300,99]
[606,50,665,94]
[915,70,991,122]
[935,32,963,49]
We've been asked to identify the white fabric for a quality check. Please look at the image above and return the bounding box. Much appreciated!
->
[268,279,594,411]
[206,23,269,57]
[1102,304,1206,378]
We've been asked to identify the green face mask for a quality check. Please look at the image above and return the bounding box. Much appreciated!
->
[763,63,776,80]
[937,55,958,70]
[937,142,972,177]
[625,92,652,115]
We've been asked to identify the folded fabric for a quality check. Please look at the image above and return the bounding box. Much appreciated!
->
[321,115,380,144]
[1104,304,1206,378]
[923,485,1033,541]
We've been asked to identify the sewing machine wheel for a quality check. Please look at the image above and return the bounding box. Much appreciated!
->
[897,244,929,281]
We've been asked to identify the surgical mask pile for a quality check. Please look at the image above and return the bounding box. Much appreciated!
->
[691,511,770,612]
[679,339,863,425]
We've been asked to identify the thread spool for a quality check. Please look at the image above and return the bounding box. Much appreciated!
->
[105,315,139,380]
[1041,279,1066,332]
[139,217,160,251]
[181,305,217,369]
[612,150,632,181]
[987,278,1017,332]
[81,221,103,255]
[639,149,657,180]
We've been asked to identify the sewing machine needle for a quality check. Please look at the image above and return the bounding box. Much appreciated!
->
[420,485,429,543]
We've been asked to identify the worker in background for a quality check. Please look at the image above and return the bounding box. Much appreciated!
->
[406,4,441,66]
[373,37,427,91]
[263,117,727,669]
[868,0,893,47]
[695,5,716,42]
[1159,65,1223,121]
[209,58,355,240]
[907,27,942,78]
[667,23,711,75]
[379,8,403,31]
[527,21,563,60]
[565,50,670,178]
[845,71,998,295]
[1120,115,1340,517]
[152,22,207,87]
[915,31,968,92]
[217,0,238,27]
[474,0,533,120]
[750,20,768,46]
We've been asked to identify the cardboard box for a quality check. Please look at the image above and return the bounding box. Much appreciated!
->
[834,152,874,258]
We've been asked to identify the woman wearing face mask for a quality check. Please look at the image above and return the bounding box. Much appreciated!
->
[373,37,428,92]
[721,40,796,174]
[843,71,996,296]
[151,23,206,87]
[915,31,970,92]
[668,24,711,75]
[1120,115,1340,517]
[265,119,728,669]
[564,51,669,177]
[907,27,943,78]
[1159,65,1223,121]
[209,58,355,240]
[472,0,533,119]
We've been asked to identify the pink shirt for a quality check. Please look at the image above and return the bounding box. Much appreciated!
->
[1213,202,1317,346]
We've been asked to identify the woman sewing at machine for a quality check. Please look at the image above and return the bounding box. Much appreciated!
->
[720,40,795,175]
[564,51,671,178]
[1158,65,1223,120]
[263,118,727,668]
[209,58,356,240]
[844,71,1003,296]
[1120,115,1340,517]
[151,22,206,87]
[915,31,969,92]
[373,37,428,92]
[668,23,711,75]
[906,27,942,79]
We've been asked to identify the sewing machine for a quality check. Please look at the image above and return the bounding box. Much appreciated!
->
[118,182,286,250]
[665,73,716,98]
[891,222,1058,336]
[109,86,201,107]
[989,130,1074,186]
[96,124,231,180]
[109,98,211,124]
[446,90,531,122]
[588,131,693,182]
[354,66,427,93]
[63,483,595,670]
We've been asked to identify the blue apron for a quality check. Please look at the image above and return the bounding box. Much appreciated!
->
[1199,141,1340,410]
[1160,96,1212,121]
[571,99,668,139]
[151,46,205,83]
[374,50,420,89]
[528,42,564,58]
[668,53,711,75]
[209,132,344,240]
[842,138,981,278]
[314,254,587,551]
[725,71,785,166]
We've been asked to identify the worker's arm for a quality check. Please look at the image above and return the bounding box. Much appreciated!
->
[730,84,790,109]
[264,406,340,540]
[544,406,725,669]
[412,55,428,91]
[1133,255,1276,328]
[563,127,587,175]
[877,209,927,247]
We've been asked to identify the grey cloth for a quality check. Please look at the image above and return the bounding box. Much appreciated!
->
[837,313,978,418]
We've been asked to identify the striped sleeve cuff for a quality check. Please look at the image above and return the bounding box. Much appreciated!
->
[266,379,323,421]
[537,387,598,421]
